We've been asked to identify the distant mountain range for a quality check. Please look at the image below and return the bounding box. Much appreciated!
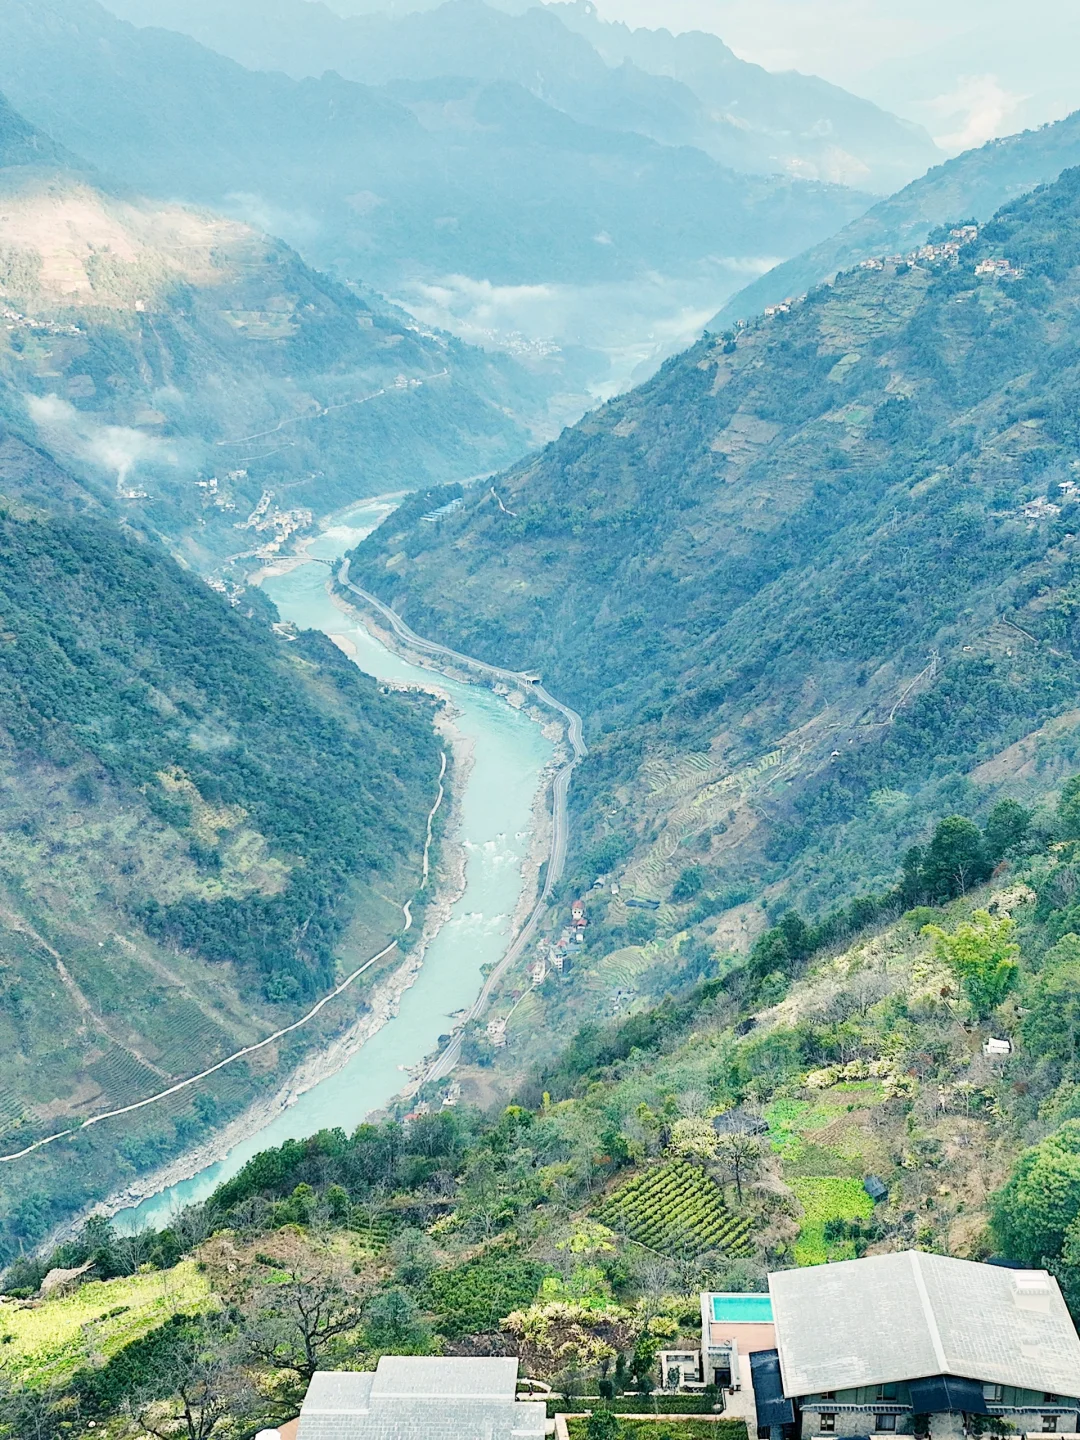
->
[98,0,941,195]
[0,0,888,395]
[548,1,938,194]
[713,108,1080,328]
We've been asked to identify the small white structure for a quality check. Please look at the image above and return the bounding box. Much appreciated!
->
[659,1349,704,1391]
[984,1037,1012,1056]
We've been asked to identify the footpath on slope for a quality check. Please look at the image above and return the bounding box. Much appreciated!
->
[0,753,448,1166]
[336,559,587,1082]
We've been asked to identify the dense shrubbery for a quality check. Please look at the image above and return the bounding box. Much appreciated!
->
[421,1249,548,1338]
[743,800,1037,998]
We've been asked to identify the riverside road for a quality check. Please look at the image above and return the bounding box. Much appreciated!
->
[337,560,587,1081]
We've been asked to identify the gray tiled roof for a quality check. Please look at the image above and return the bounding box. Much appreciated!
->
[302,1372,375,1414]
[769,1252,1080,1400]
[371,1357,520,1400]
[297,1358,547,1440]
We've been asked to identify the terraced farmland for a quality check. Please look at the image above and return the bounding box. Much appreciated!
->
[594,1161,754,1258]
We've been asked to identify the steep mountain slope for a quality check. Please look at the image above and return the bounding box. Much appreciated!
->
[712,109,1080,327]
[0,114,544,566]
[96,0,939,194]
[350,166,1080,939]
[0,0,873,394]
[10,814,1080,1437]
[549,1,939,194]
[0,423,444,1247]
[0,91,73,171]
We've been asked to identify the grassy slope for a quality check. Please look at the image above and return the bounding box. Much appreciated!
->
[351,169,1080,977]
[1,1262,210,1390]
[0,429,442,1254]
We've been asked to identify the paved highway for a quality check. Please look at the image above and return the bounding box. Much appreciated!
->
[337,562,587,1082]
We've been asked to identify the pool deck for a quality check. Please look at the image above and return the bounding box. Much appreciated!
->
[706,1320,777,1353]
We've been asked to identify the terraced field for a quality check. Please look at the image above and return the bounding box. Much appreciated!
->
[595,1161,753,1258]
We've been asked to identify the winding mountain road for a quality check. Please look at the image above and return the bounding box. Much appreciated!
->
[337,561,587,1081]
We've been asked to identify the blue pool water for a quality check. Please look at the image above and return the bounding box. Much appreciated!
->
[711,1293,774,1323]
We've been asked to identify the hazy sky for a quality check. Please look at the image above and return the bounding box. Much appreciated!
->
[589,0,1080,147]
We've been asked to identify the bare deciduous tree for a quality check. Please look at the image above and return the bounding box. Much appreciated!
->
[242,1253,367,1383]
[127,1315,251,1440]
[0,1371,79,1440]
[714,1131,763,1203]
[115,1229,153,1276]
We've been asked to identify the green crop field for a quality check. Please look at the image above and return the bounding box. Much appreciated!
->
[594,1161,753,1258]
[791,1177,873,1265]
[0,1261,212,1390]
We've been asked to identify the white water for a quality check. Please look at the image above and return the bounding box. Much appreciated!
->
[115,501,551,1232]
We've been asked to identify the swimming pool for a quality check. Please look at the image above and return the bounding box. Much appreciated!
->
[711,1293,774,1323]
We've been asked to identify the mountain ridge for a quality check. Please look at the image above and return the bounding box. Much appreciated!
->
[0,98,548,563]
[0,0,877,395]
[96,0,939,194]
[712,108,1080,328]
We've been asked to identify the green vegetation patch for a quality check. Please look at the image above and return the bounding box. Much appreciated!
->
[0,1261,211,1390]
[594,1161,752,1258]
[566,1418,748,1439]
[421,1248,547,1338]
[765,1097,844,1156]
[791,1177,873,1266]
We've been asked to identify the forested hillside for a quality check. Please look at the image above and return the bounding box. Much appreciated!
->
[0,426,442,1248]
[8,800,1080,1437]
[0,115,543,563]
[713,107,1080,326]
[351,166,1080,948]
[0,91,71,169]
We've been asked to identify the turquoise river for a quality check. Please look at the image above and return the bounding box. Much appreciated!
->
[116,500,552,1231]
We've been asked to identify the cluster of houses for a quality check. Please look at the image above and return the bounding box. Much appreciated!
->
[1020,478,1080,524]
[528,898,590,988]
[758,226,1031,334]
[278,1253,1080,1440]
[1,304,82,336]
